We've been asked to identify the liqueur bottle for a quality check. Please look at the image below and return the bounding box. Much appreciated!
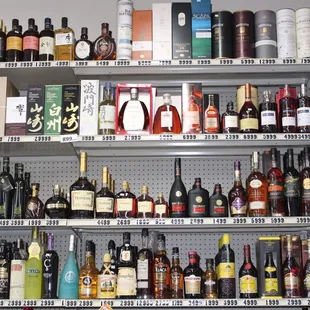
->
[6,19,23,62]
[154,194,169,218]
[169,158,188,218]
[228,161,248,217]
[154,234,170,299]
[246,152,268,217]
[45,185,70,219]
[97,253,116,299]
[209,184,228,217]
[280,85,297,133]
[108,240,117,276]
[297,83,310,133]
[203,258,218,299]
[222,102,239,133]
[114,181,136,218]
[70,152,95,219]
[23,18,39,61]
[303,239,310,297]
[264,252,279,296]
[137,186,154,218]
[25,184,45,219]
[55,17,75,61]
[12,163,25,219]
[188,178,209,217]
[300,147,310,216]
[283,235,302,298]
[39,17,55,61]
[153,94,182,134]
[205,94,219,133]
[93,23,116,60]
[0,241,9,299]
[170,247,184,299]
[259,90,278,133]
[267,148,285,216]
[0,20,6,62]
[239,244,258,298]
[74,27,93,60]
[79,241,98,299]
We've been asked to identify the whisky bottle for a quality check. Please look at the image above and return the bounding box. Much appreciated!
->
[188,178,209,217]
[93,23,116,60]
[209,184,228,217]
[203,258,217,299]
[25,184,45,219]
[154,193,169,218]
[115,181,136,218]
[205,94,219,133]
[170,247,184,299]
[55,17,75,61]
[264,252,279,296]
[222,102,239,133]
[6,19,23,62]
[297,83,310,133]
[97,253,116,299]
[137,186,154,218]
[23,18,39,61]
[259,90,278,133]
[39,18,55,61]
[45,184,70,219]
[74,27,93,60]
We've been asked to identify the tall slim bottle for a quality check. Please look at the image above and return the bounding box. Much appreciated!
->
[0,241,9,299]
[300,147,310,216]
[39,17,55,61]
[6,19,23,62]
[170,247,184,299]
[297,83,310,133]
[303,239,310,297]
[280,85,297,133]
[264,252,279,296]
[12,163,25,219]
[23,18,39,61]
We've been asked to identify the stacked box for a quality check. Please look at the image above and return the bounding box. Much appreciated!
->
[5,97,27,136]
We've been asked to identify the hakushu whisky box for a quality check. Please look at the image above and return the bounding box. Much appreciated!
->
[256,237,283,298]
[61,85,80,135]
[44,85,62,135]
[191,0,212,59]
[152,3,172,60]
[79,80,99,136]
[26,85,45,135]
[172,3,192,59]
[132,10,153,60]
[5,97,27,136]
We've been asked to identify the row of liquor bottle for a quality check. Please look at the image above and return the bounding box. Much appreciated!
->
[1,146,309,220]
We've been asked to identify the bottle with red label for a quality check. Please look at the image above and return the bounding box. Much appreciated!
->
[23,18,39,61]
[188,178,209,217]
[280,84,297,133]
[209,184,228,217]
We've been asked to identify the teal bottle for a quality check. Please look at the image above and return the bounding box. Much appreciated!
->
[58,235,79,299]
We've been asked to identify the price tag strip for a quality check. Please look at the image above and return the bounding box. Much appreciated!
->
[0,219,67,227]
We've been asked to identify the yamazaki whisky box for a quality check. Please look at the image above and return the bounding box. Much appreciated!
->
[44,85,62,135]
[61,85,80,135]
[26,85,45,135]
[5,97,27,136]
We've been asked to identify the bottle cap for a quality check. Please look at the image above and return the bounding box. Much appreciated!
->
[195,177,201,183]
[227,101,234,110]
[108,240,115,250]
[142,228,149,237]
[45,17,51,24]
[61,17,68,28]
[158,234,165,242]
[234,160,241,170]
[3,157,9,164]
[172,247,179,254]
[163,93,171,104]
[28,18,35,26]
[130,88,138,95]
[86,240,95,252]
[101,23,109,28]
[81,27,88,35]
[103,253,111,263]
[105,82,112,89]
[12,19,19,26]
[158,193,163,198]
[123,232,130,242]
[206,258,214,265]
[141,185,148,194]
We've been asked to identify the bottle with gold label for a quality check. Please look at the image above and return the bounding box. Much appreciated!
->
[115,181,137,218]
[6,19,23,62]
[303,239,310,297]
[70,152,95,219]
[137,186,154,218]
[55,17,75,61]
[25,183,45,219]
[264,252,279,296]
[170,247,184,299]
[97,253,116,299]
[239,244,258,298]
[203,258,217,299]
[79,240,98,299]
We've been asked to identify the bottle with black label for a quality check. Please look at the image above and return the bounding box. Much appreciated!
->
[209,184,228,217]
[0,240,9,299]
[188,178,209,217]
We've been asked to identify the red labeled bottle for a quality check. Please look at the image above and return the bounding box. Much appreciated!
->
[23,18,39,61]
[114,181,137,218]
[280,85,297,133]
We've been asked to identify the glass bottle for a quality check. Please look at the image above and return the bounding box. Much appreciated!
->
[209,184,229,217]
[284,149,300,216]
[137,228,153,299]
[98,82,116,135]
[25,183,45,219]
[0,20,6,62]
[70,152,95,219]
[205,94,219,133]
[6,19,23,62]
[0,241,9,299]
[268,148,285,216]
[96,167,115,218]
[297,83,310,133]
[154,193,169,218]
[303,239,310,297]
[153,94,182,134]
[74,27,93,60]
[203,258,217,299]
[40,232,47,257]
[108,240,117,276]
[137,186,154,218]
[42,233,59,299]
[58,235,79,299]
[45,184,70,219]
[118,88,150,133]
[12,163,25,219]
[280,84,297,133]
[114,181,136,218]
[184,251,203,299]
[222,101,239,133]
[23,18,39,61]
[239,83,259,133]
[228,161,248,217]
[39,17,55,61]
[24,172,31,204]
[169,158,188,218]
[246,152,268,217]
[300,147,310,216]
[183,86,201,133]
[25,227,42,299]
[283,234,302,298]
[55,17,75,61]
[154,234,170,299]
[188,178,209,217]
[170,247,184,299]
[93,23,116,60]
[239,244,258,298]
[218,234,236,298]
[79,240,98,299]
[264,252,279,296]
[116,233,137,299]
[259,90,278,133]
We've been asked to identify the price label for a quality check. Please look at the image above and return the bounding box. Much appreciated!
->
[46,219,60,226]
[10,220,24,226]
[97,219,111,226]
[213,218,227,224]
[243,134,258,140]
[297,217,310,224]
[114,60,130,66]
[7,136,21,142]
[117,219,131,226]
[301,58,310,64]
[232,218,246,224]
[23,300,37,306]
[102,135,116,141]
[155,218,166,225]
[96,61,110,66]
[265,299,280,306]
[66,300,78,307]
[55,61,69,67]
[75,61,88,67]
[0,220,10,226]
[34,136,52,142]
[243,299,258,306]
[40,300,55,307]
[5,62,18,68]
[241,59,255,65]
[284,134,310,140]
[8,300,22,307]
[205,134,218,140]
[220,59,233,65]
[159,134,173,140]
[206,300,219,306]
[283,59,296,64]
[120,300,135,307]
[27,219,42,226]
[190,218,204,225]
[171,300,183,307]
[197,60,211,65]
[225,134,239,140]
[124,135,142,141]
[138,60,152,66]
[61,134,78,143]
[251,218,266,224]
[136,300,154,307]
[159,60,172,66]
[183,134,197,140]
[271,217,285,224]
[101,300,114,307]
[170,218,185,225]
[223,299,238,306]
[287,299,302,306]
[79,300,93,307]
[35,61,51,67]
[81,135,95,141]
[259,59,276,65]
[179,60,193,65]
[263,134,277,140]
[188,300,203,307]
[135,219,150,225]
[154,300,170,307]
[19,62,33,68]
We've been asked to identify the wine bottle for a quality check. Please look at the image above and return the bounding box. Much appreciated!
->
[0,240,9,299]
[300,147,310,216]
[12,163,25,219]
[303,239,310,297]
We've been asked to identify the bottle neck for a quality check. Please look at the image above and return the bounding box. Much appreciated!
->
[81,33,88,40]
[3,164,9,173]
[175,162,181,179]
[47,236,54,251]
[31,188,39,198]
[109,248,115,258]
[244,246,252,264]
[188,256,198,266]
[157,240,166,254]
[86,251,95,264]
[102,26,109,36]
[141,235,148,249]
[206,262,213,271]
[172,255,180,266]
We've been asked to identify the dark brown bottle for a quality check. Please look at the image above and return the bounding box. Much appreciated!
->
[297,84,310,133]
[93,23,116,60]
[300,147,310,216]
[0,20,6,62]
[188,178,209,217]
[23,18,39,61]
[170,247,184,299]
[39,18,55,61]
[6,19,23,62]
[280,85,297,133]
[209,184,228,217]
[114,181,137,218]
[45,185,69,219]
[74,27,93,60]
[222,102,239,133]
[25,183,45,219]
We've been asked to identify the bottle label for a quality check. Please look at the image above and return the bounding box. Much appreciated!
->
[10,260,26,299]
[249,201,266,210]
[303,178,310,190]
[268,181,284,199]
[99,105,116,130]
[213,199,225,214]
[171,271,182,291]
[23,36,39,51]
[46,203,67,210]
[137,201,152,213]
[230,197,247,215]
[261,111,277,126]
[96,197,114,213]
[184,275,201,295]
[192,205,206,214]
[155,263,169,288]
[240,118,259,131]
[39,37,55,55]
[64,270,78,284]
[250,180,263,189]
[284,272,300,289]
[155,204,166,216]
[265,277,279,295]
[224,115,238,129]
[218,263,235,279]
[121,250,131,262]
[0,269,8,296]
[161,111,173,128]
[75,41,90,59]
[183,111,200,131]
[56,33,74,46]
[297,107,310,126]
[171,203,186,213]
[71,190,94,211]
[123,101,145,131]
[204,279,217,297]
[6,37,22,51]
[137,257,149,285]
[206,117,218,130]
[80,276,93,297]
[282,116,296,126]
[304,274,310,290]
[117,198,133,212]
[240,275,258,294]
[116,267,136,296]
[284,176,299,197]
[97,274,116,298]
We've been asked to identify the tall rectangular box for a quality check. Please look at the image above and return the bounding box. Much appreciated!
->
[132,10,153,60]
[191,0,212,58]
[172,3,192,59]
[79,80,99,136]
[26,85,45,135]
[5,97,27,136]
[61,85,80,135]
[152,3,172,60]
[44,85,62,135]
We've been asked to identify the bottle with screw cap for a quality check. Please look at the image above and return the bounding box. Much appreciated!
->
[75,27,93,60]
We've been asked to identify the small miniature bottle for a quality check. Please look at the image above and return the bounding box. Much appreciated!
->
[203,259,217,299]
[205,94,219,133]
[137,186,154,218]
[154,194,169,218]
[74,27,93,60]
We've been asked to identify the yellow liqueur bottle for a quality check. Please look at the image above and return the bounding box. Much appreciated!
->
[97,253,116,299]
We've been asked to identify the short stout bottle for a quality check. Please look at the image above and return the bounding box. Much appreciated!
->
[114,181,137,218]
[264,252,279,296]
[23,18,39,61]
[209,184,228,217]
[303,239,310,297]
[93,23,116,60]
[300,148,310,216]
[170,247,184,299]
[45,184,70,219]
[222,102,239,133]
[154,194,169,218]
[188,178,209,217]
[137,186,154,218]
[39,18,55,61]
[259,90,278,133]
[6,19,23,62]
[25,183,45,219]
[280,85,297,133]
[297,84,310,133]
[203,259,217,299]
[204,94,219,133]
[74,27,93,60]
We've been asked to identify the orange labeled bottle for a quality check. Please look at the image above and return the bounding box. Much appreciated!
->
[205,94,219,133]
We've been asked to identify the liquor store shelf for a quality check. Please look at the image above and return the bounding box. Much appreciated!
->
[1,298,310,308]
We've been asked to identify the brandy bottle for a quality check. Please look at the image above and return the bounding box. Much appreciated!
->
[203,259,217,299]
[137,186,154,218]
[170,247,184,299]
[45,184,69,219]
[204,94,219,133]
[300,147,310,216]
[222,102,239,133]
[259,90,278,133]
[280,84,297,133]
[154,193,169,218]
[115,181,137,218]
[93,23,116,60]
[297,83,310,133]
[74,27,93,60]
[25,183,45,219]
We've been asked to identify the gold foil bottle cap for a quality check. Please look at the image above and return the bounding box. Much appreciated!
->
[245,83,252,98]
[141,185,148,194]
[158,193,163,198]
[80,152,87,173]
[103,253,111,263]
[91,179,97,187]
[122,181,129,191]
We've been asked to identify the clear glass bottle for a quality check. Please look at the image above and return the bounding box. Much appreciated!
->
[93,23,116,60]
[39,17,55,61]
[115,181,136,218]
[222,102,239,133]
[154,193,169,218]
[203,258,217,299]
[205,94,219,133]
[137,186,154,218]
[74,27,93,60]
[170,247,184,299]
[23,18,39,61]
[55,17,75,61]
[259,90,278,133]
[25,183,45,219]
[45,184,70,219]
